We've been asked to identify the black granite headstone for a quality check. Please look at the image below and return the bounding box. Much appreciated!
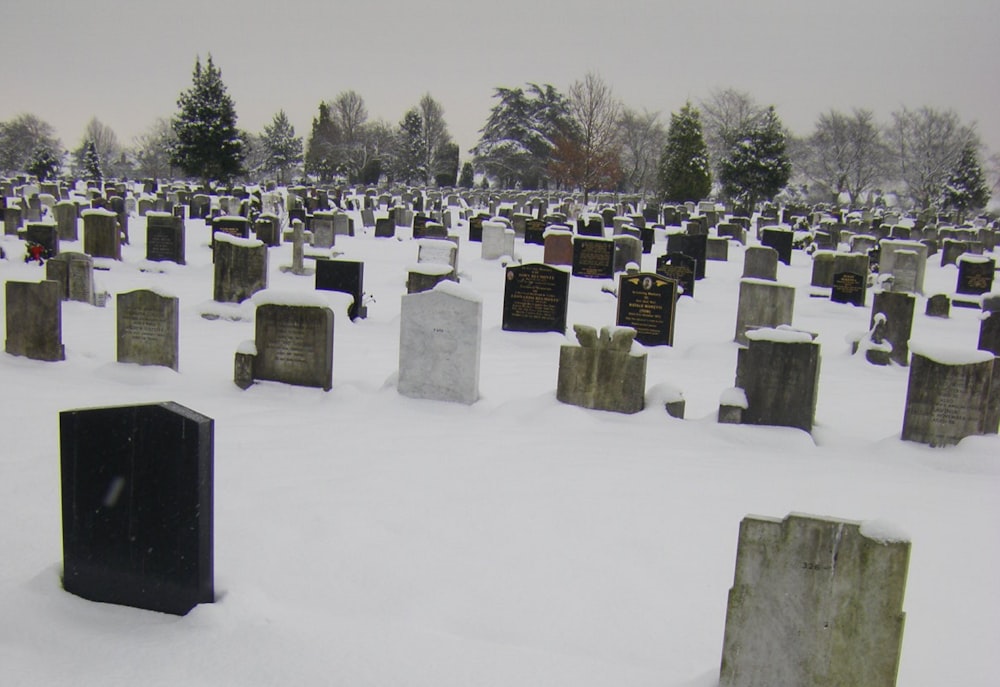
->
[760,228,793,265]
[956,258,995,295]
[616,273,678,346]
[524,218,546,246]
[502,263,569,333]
[412,213,430,239]
[831,271,866,307]
[468,214,486,243]
[656,252,696,298]
[572,238,615,279]
[576,216,605,237]
[315,259,365,320]
[666,232,707,279]
[60,402,214,616]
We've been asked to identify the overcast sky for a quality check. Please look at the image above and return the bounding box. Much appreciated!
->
[4,0,998,167]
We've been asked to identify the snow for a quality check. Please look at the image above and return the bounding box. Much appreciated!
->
[719,387,749,409]
[745,326,815,344]
[860,519,911,544]
[213,232,262,248]
[909,341,995,365]
[251,289,332,308]
[0,201,998,687]
[80,207,117,217]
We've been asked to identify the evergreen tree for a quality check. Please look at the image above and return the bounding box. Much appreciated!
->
[305,101,340,183]
[392,109,425,185]
[718,106,791,210]
[81,140,102,182]
[658,102,711,202]
[170,55,245,182]
[26,146,61,181]
[261,110,303,184]
[458,161,475,188]
[433,141,460,187]
[942,140,990,222]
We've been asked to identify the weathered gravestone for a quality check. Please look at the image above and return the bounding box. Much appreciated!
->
[46,252,96,304]
[706,237,729,261]
[613,234,643,273]
[869,291,915,366]
[4,205,22,235]
[145,212,186,264]
[880,240,927,294]
[732,327,820,432]
[556,324,646,414]
[925,293,951,318]
[235,295,334,391]
[398,282,482,404]
[4,280,65,361]
[901,345,997,445]
[572,237,615,279]
[979,311,1000,356]
[24,222,59,258]
[54,201,78,241]
[543,228,574,266]
[939,238,968,266]
[656,252,696,297]
[417,238,458,280]
[468,214,486,242]
[60,402,214,616]
[213,234,267,303]
[760,227,793,265]
[117,289,179,370]
[956,255,995,295]
[502,263,569,333]
[253,214,281,247]
[719,513,909,687]
[315,258,366,320]
[481,221,514,260]
[82,208,121,260]
[810,251,836,288]
[734,279,795,346]
[616,273,677,346]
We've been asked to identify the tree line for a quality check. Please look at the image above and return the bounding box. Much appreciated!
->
[0,55,993,216]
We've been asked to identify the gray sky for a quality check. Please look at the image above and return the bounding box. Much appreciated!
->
[4,0,998,166]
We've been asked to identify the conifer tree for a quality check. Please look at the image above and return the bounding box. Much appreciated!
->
[392,109,425,185]
[26,146,61,181]
[458,161,475,188]
[261,110,303,184]
[170,55,244,182]
[718,106,791,210]
[81,140,102,182]
[942,140,990,222]
[658,102,711,202]
[305,101,340,182]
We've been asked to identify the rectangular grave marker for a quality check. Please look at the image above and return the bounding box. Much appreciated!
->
[502,263,569,333]
[117,289,179,370]
[656,252,696,298]
[616,273,677,346]
[315,259,366,320]
[251,301,334,390]
[572,237,614,279]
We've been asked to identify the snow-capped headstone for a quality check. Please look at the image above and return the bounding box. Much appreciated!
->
[146,212,185,264]
[543,228,574,266]
[417,237,458,281]
[760,227,793,265]
[82,208,120,260]
[556,324,647,414]
[956,255,995,295]
[398,282,482,405]
[880,240,927,294]
[612,234,642,273]
[481,221,514,261]
[939,238,967,267]
[213,233,267,303]
[4,280,65,361]
[502,263,569,334]
[572,237,614,279]
[116,289,179,371]
[733,327,820,432]
[720,513,909,687]
[656,252,696,298]
[925,293,951,318]
[54,201,78,241]
[733,279,795,346]
[311,210,336,249]
[315,258,366,320]
[830,254,870,307]
[4,205,22,235]
[253,214,281,247]
[901,345,997,445]
[870,291,915,366]
[60,402,214,616]
[666,232,707,279]
[241,295,334,391]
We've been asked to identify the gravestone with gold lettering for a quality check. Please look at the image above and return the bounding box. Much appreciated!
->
[616,273,677,346]
[502,263,569,333]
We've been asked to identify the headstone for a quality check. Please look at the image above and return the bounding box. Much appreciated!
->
[502,263,569,334]
[543,229,574,266]
[719,513,909,687]
[979,311,1000,356]
[760,228,793,265]
[82,208,121,260]
[4,280,65,361]
[116,289,179,370]
[46,252,96,304]
[398,282,482,404]
[243,297,334,390]
[734,279,795,346]
[24,222,59,258]
[213,234,267,303]
[666,232,707,279]
[870,291,915,366]
[481,221,514,260]
[315,259,366,320]
[468,214,485,242]
[880,240,927,294]
[4,205,22,235]
[614,269,679,347]
[939,239,968,266]
[956,256,995,295]
[54,201,78,241]
[656,253,696,298]
[810,251,836,288]
[417,238,458,280]
[925,294,951,318]
[572,238,615,279]
[735,328,820,431]
[311,211,336,248]
[743,246,778,281]
[253,214,281,247]
[613,235,643,273]
[901,346,997,446]
[60,402,214,615]
[145,212,186,264]
[524,217,546,245]
[556,324,647,414]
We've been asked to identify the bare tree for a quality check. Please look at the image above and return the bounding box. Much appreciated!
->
[130,118,177,180]
[551,72,622,201]
[802,109,888,206]
[0,113,62,174]
[699,88,765,180]
[617,107,665,194]
[330,90,369,182]
[886,106,976,210]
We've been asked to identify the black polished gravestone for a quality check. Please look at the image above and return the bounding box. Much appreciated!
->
[60,402,214,616]
[656,252,696,298]
[956,257,995,295]
[502,263,569,333]
[315,258,366,320]
[524,218,547,246]
[665,232,707,279]
[576,216,606,237]
[760,228,793,265]
[616,273,678,346]
[831,270,867,306]
[412,213,430,239]
[468,214,487,243]
[572,237,615,279]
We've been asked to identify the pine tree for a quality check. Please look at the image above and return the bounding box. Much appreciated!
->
[942,140,990,222]
[81,140,102,182]
[392,109,425,185]
[261,110,303,184]
[718,106,791,211]
[658,102,711,202]
[433,141,460,187]
[26,146,61,181]
[458,161,475,188]
[305,101,340,183]
[170,55,244,182]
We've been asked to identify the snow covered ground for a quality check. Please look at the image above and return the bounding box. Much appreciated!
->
[0,200,997,686]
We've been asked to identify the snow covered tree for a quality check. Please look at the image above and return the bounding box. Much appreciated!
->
[658,102,711,202]
[80,140,102,181]
[417,94,452,186]
[433,141,460,187]
[718,106,791,211]
[392,109,425,185]
[261,110,303,184]
[942,140,990,222]
[305,101,340,183]
[170,55,245,182]
[26,146,61,181]
[0,113,61,174]
[73,118,122,178]
[131,117,177,180]
[802,109,888,205]
[458,161,475,188]
[618,107,665,193]
[472,83,572,189]
[700,88,765,181]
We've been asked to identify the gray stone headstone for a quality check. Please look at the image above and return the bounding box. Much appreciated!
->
[734,279,795,346]
[398,282,482,404]
[720,513,909,687]
[4,280,65,361]
[116,289,179,370]
[145,212,186,264]
[417,238,458,281]
[556,324,647,414]
[213,234,267,303]
[743,246,779,281]
[311,211,336,248]
[734,328,820,432]
[54,201,78,241]
[925,293,951,318]
[612,235,642,273]
[46,252,96,304]
[901,347,997,446]
[481,221,513,260]
[245,298,334,391]
[871,291,915,366]
[880,240,927,294]
[82,208,121,260]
